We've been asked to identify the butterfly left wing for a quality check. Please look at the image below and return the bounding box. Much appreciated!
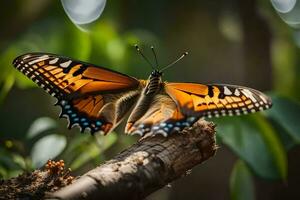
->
[165,82,272,118]
[13,53,142,134]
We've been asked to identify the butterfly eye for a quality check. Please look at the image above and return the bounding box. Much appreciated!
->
[151,70,162,77]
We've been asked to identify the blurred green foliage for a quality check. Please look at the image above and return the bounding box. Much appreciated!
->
[1,1,300,200]
[230,160,255,200]
[215,114,287,180]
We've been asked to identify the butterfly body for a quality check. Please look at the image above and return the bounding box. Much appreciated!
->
[13,53,272,137]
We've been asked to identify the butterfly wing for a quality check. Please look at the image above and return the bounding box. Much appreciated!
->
[125,93,191,136]
[165,82,272,117]
[13,53,141,134]
[126,82,272,137]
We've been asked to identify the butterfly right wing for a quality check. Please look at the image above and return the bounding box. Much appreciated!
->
[125,93,189,136]
[126,82,272,137]
[13,53,142,134]
[165,82,272,118]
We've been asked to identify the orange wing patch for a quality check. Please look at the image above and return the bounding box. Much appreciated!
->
[166,83,209,96]
[165,83,272,118]
[13,53,140,98]
[72,95,104,118]
[164,85,195,110]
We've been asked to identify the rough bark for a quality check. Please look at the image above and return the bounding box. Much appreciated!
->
[47,120,216,200]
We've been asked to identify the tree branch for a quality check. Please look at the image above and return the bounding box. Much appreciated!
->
[47,120,217,200]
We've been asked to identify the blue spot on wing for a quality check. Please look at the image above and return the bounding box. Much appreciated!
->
[56,99,106,134]
[131,116,199,137]
[151,116,198,135]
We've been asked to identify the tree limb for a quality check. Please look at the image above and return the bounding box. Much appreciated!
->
[47,120,217,200]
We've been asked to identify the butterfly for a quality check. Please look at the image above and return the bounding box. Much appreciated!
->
[12,46,272,137]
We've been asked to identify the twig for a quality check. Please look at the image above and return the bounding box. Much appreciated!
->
[47,119,217,200]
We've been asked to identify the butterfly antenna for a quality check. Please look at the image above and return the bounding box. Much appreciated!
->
[151,46,159,68]
[160,52,188,72]
[135,44,155,70]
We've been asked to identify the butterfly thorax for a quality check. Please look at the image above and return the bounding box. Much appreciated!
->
[144,70,163,96]
[125,70,163,129]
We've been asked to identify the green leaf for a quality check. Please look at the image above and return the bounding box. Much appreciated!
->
[230,160,255,200]
[69,142,100,170]
[0,149,21,170]
[0,165,7,179]
[0,46,18,82]
[268,118,295,150]
[69,133,117,170]
[27,117,57,139]
[60,24,91,60]
[94,132,118,152]
[266,95,300,145]
[31,134,66,168]
[215,115,287,180]
[0,73,15,104]
[11,154,27,170]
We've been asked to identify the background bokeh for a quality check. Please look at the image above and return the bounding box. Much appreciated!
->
[1,0,300,199]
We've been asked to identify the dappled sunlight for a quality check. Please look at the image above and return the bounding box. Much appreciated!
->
[61,0,106,31]
[271,0,300,28]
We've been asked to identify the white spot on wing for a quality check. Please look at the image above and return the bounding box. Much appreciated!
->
[132,130,143,136]
[224,86,232,95]
[28,55,49,65]
[49,58,59,64]
[242,89,257,103]
[260,95,268,104]
[23,55,31,59]
[156,130,168,137]
[234,89,240,96]
[60,60,72,68]
[174,127,180,131]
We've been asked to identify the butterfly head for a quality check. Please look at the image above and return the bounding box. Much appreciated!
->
[150,69,163,77]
